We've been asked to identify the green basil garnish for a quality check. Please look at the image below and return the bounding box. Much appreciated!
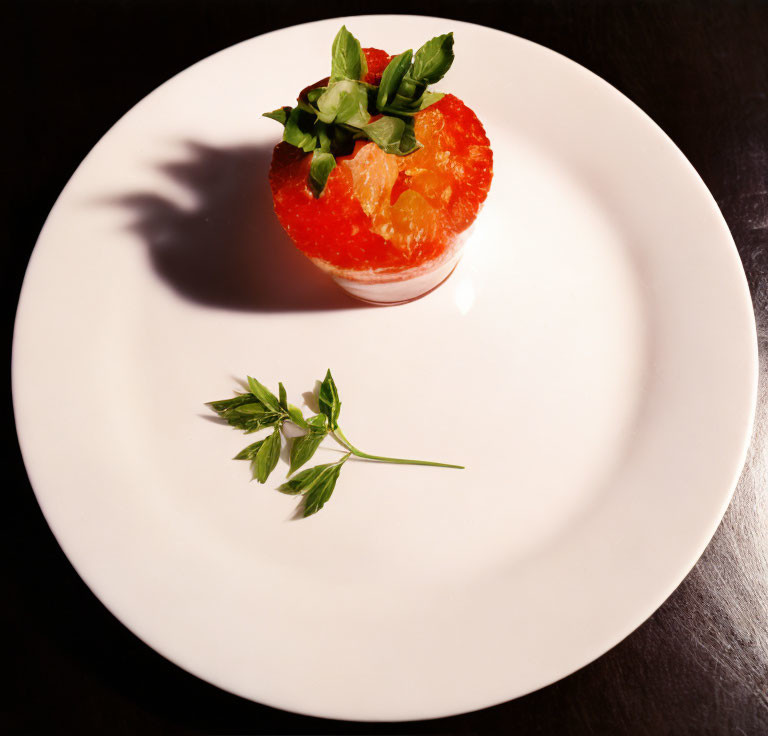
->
[262,26,455,196]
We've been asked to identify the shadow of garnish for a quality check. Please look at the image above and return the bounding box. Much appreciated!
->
[230,376,250,392]
[302,383,322,413]
[113,141,366,312]
[198,413,228,426]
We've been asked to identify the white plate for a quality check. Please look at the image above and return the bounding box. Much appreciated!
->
[13,15,757,721]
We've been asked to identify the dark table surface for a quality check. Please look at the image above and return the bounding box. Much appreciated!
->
[5,1,767,733]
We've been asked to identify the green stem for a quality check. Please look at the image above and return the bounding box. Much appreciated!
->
[332,426,464,469]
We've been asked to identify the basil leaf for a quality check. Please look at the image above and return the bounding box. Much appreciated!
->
[276,481,305,496]
[288,413,328,473]
[289,428,327,474]
[362,116,420,156]
[287,404,309,429]
[234,439,266,460]
[417,90,444,110]
[393,74,427,104]
[206,393,258,413]
[218,403,280,431]
[253,427,281,483]
[316,80,370,127]
[262,106,292,125]
[335,91,370,127]
[283,108,317,153]
[234,402,267,415]
[242,412,283,434]
[330,25,367,82]
[362,116,405,153]
[306,87,325,105]
[316,122,332,153]
[309,150,336,198]
[277,458,346,515]
[247,376,281,413]
[219,413,248,429]
[376,49,413,111]
[397,117,420,155]
[412,33,454,85]
[318,369,341,429]
[278,462,331,494]
[278,382,288,411]
[295,98,318,115]
[307,414,328,430]
[302,461,344,517]
[382,91,444,116]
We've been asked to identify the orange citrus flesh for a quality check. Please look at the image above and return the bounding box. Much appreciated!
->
[269,47,493,273]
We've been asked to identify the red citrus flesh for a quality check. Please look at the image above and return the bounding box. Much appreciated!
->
[269,47,493,274]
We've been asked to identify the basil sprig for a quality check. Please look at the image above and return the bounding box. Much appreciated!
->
[263,26,455,197]
[206,369,462,517]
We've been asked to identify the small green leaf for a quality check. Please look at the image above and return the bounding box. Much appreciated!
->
[362,116,405,152]
[287,404,309,428]
[234,439,266,460]
[289,413,328,473]
[277,457,348,514]
[278,463,326,494]
[316,122,332,153]
[253,427,281,483]
[247,377,281,413]
[376,49,413,111]
[393,74,427,105]
[397,117,420,155]
[295,99,316,116]
[382,90,444,116]
[242,412,283,434]
[307,414,328,430]
[283,108,317,152]
[418,91,445,110]
[316,80,370,127]
[362,116,420,156]
[219,413,248,430]
[307,87,326,105]
[262,106,292,125]
[309,150,336,198]
[412,33,454,85]
[206,393,258,413]
[217,402,281,431]
[302,461,345,516]
[318,369,341,429]
[278,382,288,411]
[330,25,367,82]
[234,403,267,415]
[289,428,327,474]
[335,92,369,127]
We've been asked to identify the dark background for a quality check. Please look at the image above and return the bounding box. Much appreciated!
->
[5,1,767,733]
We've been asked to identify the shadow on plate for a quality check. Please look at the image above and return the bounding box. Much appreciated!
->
[113,141,365,312]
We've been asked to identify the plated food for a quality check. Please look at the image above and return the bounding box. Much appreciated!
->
[14,14,756,722]
[265,26,493,303]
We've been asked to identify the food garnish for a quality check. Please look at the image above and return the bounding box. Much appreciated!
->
[263,26,455,197]
[206,370,462,517]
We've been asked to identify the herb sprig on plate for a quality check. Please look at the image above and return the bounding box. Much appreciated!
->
[206,370,462,517]
[263,26,455,197]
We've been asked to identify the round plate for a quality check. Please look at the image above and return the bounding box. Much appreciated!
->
[12,15,757,721]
